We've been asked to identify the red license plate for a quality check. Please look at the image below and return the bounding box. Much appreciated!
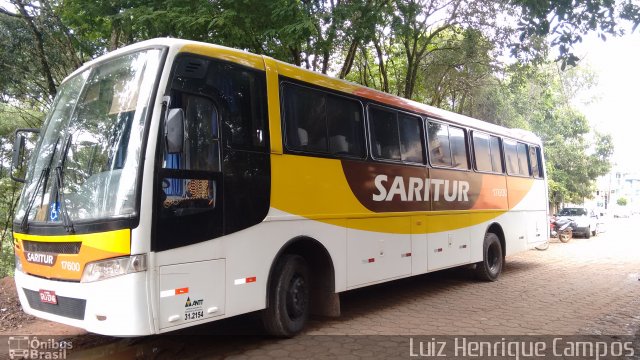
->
[39,289,57,304]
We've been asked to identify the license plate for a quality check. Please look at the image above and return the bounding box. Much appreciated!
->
[39,289,57,304]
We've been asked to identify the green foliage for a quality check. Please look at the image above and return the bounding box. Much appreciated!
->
[617,197,628,206]
[0,235,14,278]
[0,0,624,237]
[0,103,43,277]
[511,0,640,68]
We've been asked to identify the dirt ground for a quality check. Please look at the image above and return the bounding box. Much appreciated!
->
[0,276,85,336]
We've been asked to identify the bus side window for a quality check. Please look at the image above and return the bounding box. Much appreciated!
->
[282,84,328,153]
[489,135,503,173]
[516,142,530,176]
[398,113,424,163]
[504,139,519,175]
[505,139,530,176]
[472,132,492,172]
[282,82,364,158]
[427,121,451,167]
[427,121,467,169]
[370,106,401,161]
[473,132,503,173]
[449,126,468,170]
[529,145,543,178]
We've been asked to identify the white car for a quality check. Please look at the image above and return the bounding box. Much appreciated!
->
[556,207,600,238]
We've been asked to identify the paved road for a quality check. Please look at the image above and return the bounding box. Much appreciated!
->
[70,217,640,359]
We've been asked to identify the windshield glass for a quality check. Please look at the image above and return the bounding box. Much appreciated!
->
[15,49,162,224]
[558,208,587,216]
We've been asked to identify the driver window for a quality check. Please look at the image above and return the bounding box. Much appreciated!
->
[183,95,220,172]
[161,94,220,216]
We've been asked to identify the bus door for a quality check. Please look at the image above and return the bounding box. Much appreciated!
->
[152,54,270,330]
[155,91,226,329]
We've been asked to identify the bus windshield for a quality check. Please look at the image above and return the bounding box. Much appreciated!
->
[15,49,162,225]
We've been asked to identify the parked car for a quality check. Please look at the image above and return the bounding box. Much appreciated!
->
[556,207,600,238]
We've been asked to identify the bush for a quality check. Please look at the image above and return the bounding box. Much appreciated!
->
[0,235,15,278]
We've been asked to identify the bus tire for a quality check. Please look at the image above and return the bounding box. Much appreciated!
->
[262,254,309,337]
[475,232,503,281]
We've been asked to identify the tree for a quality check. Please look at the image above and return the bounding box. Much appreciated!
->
[511,0,640,69]
[617,197,628,206]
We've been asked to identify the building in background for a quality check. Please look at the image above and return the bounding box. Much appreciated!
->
[587,167,640,216]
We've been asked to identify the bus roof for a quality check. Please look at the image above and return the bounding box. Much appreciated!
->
[67,38,542,145]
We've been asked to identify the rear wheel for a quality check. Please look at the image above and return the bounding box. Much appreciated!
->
[262,254,309,337]
[592,225,598,237]
[475,233,503,281]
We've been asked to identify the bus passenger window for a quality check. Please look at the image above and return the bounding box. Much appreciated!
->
[529,145,543,178]
[449,126,468,169]
[327,96,364,156]
[370,106,401,161]
[369,106,424,163]
[504,139,523,175]
[283,84,327,153]
[427,122,451,167]
[398,113,424,163]
[473,132,492,172]
[516,142,530,176]
[282,83,364,158]
[474,132,503,173]
[489,135,503,173]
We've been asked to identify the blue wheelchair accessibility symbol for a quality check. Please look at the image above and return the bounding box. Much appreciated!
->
[49,201,60,221]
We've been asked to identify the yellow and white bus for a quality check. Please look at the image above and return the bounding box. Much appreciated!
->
[11,38,548,336]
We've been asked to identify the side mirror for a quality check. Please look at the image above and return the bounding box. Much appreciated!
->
[165,108,184,154]
[11,128,40,183]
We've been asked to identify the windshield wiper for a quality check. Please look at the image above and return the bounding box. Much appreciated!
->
[54,134,75,233]
[20,137,60,232]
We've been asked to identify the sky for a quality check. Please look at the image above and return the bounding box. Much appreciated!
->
[573,32,640,173]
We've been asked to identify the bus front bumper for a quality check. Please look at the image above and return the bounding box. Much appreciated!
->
[15,270,154,336]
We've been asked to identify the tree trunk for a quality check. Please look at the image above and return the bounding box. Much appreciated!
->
[109,18,121,51]
[339,38,359,79]
[15,0,57,98]
[290,46,302,67]
[373,37,389,93]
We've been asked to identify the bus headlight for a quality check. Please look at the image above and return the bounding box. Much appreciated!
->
[81,254,147,283]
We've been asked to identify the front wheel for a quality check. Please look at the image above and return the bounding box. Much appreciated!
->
[559,228,572,243]
[262,254,309,337]
[475,233,503,281]
[584,226,591,239]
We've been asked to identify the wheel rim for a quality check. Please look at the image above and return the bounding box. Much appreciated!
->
[487,242,500,273]
[286,274,307,320]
